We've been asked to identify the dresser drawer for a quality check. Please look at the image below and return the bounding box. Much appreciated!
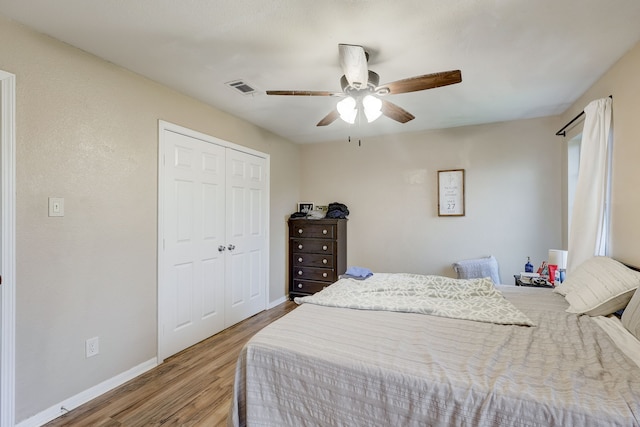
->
[292,253,334,268]
[289,223,336,239]
[292,279,331,295]
[291,238,334,254]
[292,266,336,282]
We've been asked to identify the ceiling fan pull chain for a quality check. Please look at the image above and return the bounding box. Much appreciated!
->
[347,135,363,146]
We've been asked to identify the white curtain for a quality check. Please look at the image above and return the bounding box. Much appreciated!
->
[566,97,612,273]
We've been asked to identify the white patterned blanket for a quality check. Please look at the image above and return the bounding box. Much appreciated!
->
[295,273,535,326]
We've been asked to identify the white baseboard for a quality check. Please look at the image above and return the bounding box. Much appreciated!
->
[16,357,157,427]
[268,295,288,309]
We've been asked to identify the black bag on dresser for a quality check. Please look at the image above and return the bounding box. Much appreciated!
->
[326,202,349,219]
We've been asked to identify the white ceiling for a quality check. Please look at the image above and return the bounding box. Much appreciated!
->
[2,0,640,144]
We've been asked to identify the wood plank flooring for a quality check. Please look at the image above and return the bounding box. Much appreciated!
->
[44,300,297,427]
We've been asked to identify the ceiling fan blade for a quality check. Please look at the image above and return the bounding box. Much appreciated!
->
[317,109,340,126]
[266,90,340,96]
[381,100,415,123]
[377,70,462,95]
[339,44,369,89]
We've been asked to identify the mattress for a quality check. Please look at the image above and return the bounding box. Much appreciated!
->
[229,284,640,426]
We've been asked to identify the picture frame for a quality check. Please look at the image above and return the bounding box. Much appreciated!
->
[437,169,465,216]
[297,202,314,214]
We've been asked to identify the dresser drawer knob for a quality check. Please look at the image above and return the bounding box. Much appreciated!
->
[322,229,328,234]
[298,284,303,289]
[322,245,328,251]
[298,228,303,234]
[298,270,303,276]
[298,257,303,263]
[322,272,328,278]
[322,259,327,264]
[298,244,303,250]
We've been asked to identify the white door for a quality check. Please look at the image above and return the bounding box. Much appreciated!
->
[0,70,16,427]
[0,79,3,426]
[225,149,268,326]
[158,122,268,361]
[0,86,3,424]
[160,130,227,360]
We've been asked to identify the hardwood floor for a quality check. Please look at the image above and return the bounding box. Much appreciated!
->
[44,301,297,427]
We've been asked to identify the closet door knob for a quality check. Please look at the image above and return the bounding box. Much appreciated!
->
[228,244,236,251]
[218,245,226,252]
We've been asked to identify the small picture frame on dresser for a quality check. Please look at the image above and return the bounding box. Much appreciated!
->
[297,202,314,214]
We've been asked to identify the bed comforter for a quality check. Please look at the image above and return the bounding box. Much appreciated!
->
[295,273,534,326]
[229,284,640,427]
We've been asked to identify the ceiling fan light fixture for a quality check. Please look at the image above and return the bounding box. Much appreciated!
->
[266,44,461,128]
[363,95,382,123]
[337,96,357,124]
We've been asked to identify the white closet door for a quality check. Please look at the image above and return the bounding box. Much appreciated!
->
[224,149,268,326]
[160,130,226,360]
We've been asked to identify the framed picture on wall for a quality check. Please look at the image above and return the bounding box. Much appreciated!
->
[297,202,314,214]
[438,169,465,216]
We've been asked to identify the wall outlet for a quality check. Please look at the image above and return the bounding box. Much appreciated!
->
[86,336,99,358]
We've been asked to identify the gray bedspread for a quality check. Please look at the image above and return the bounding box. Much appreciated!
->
[229,285,640,426]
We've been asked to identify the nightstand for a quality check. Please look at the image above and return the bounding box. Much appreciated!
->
[513,275,554,288]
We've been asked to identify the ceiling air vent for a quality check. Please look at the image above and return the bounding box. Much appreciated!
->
[225,79,257,95]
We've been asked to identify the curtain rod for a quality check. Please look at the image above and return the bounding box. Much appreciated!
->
[556,95,612,137]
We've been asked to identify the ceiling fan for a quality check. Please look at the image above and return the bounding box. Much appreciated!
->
[266,44,462,127]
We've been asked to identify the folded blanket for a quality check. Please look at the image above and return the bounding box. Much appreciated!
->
[341,266,373,280]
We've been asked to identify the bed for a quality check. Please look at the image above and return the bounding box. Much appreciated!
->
[228,257,640,427]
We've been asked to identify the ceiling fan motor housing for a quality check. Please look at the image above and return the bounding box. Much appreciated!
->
[341,70,380,93]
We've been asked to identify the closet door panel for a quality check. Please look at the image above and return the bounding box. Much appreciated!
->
[159,130,226,360]
[225,150,267,326]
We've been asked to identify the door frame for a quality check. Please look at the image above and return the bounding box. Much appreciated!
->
[157,120,270,362]
[0,70,16,427]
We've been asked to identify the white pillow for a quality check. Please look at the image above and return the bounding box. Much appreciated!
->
[563,256,640,316]
[452,255,500,284]
[622,287,640,341]
[553,274,577,296]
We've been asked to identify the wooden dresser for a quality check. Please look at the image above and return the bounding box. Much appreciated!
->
[288,218,347,299]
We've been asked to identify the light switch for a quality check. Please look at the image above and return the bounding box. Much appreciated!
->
[48,197,64,217]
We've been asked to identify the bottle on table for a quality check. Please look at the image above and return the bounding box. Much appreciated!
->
[525,256,534,273]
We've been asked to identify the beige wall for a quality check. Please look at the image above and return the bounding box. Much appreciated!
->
[299,116,562,281]
[556,41,640,267]
[0,16,299,422]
